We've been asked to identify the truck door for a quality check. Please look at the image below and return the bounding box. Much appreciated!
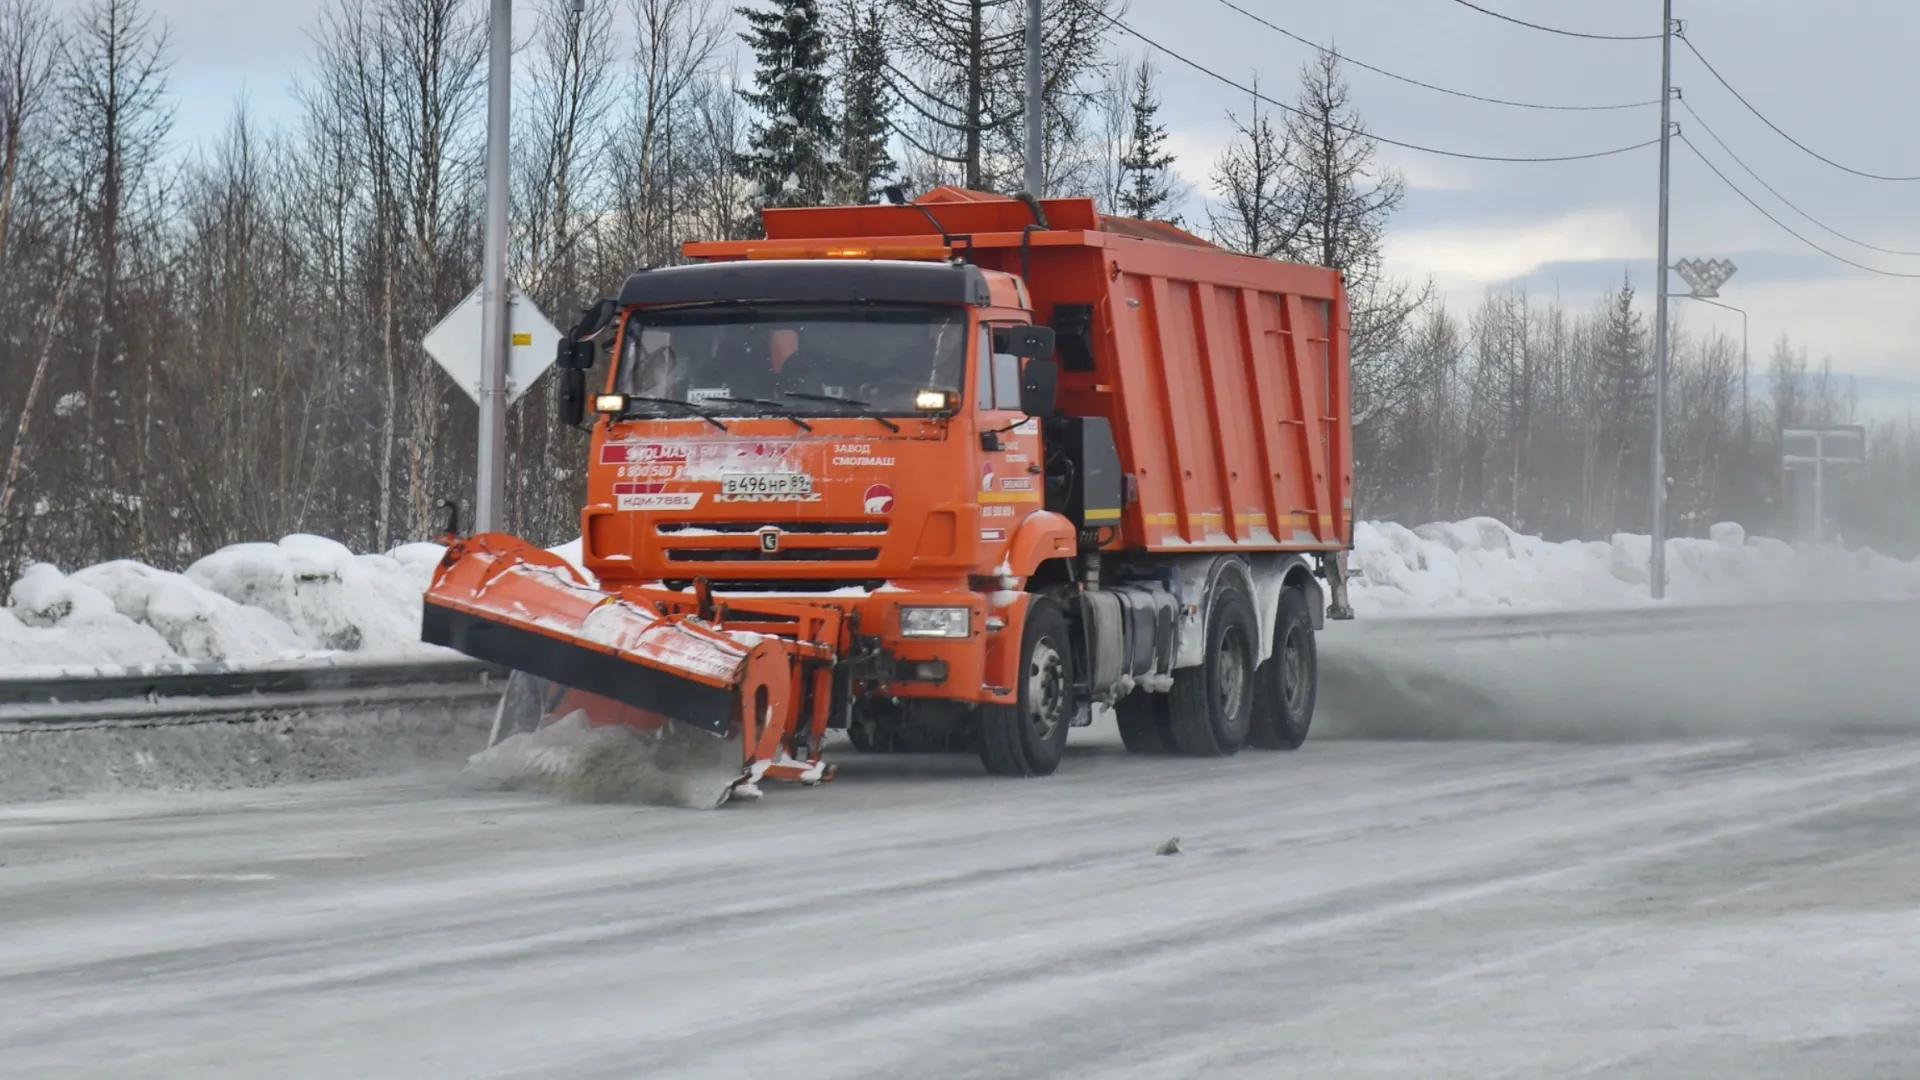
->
[976,323,1042,539]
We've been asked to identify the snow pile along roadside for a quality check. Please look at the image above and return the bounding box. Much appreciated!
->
[0,536,456,675]
[1348,518,1920,615]
[8,518,1918,673]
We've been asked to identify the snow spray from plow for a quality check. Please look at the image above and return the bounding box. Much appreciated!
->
[1314,601,1920,743]
[421,534,841,809]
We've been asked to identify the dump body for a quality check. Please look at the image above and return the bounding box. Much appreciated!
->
[690,188,1354,557]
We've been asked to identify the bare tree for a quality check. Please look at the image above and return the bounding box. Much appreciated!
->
[1206,75,1293,256]
[608,0,724,267]
[0,0,58,262]
[886,0,1121,193]
[62,0,173,561]
[0,206,82,571]
[516,0,616,302]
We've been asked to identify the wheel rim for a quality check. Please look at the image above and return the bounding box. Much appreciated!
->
[1026,637,1067,741]
[1217,626,1248,719]
[1282,625,1307,716]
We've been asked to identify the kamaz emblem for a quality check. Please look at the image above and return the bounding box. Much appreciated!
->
[758,528,781,553]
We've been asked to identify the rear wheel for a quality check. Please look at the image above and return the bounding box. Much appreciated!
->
[978,597,1074,777]
[1249,587,1317,750]
[1166,581,1258,756]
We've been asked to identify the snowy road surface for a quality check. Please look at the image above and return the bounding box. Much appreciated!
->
[8,723,1920,1078]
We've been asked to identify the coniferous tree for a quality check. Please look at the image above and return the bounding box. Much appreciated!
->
[1116,57,1178,222]
[737,0,838,214]
[1594,273,1651,519]
[834,1,893,203]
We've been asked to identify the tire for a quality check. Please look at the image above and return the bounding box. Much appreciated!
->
[1114,691,1171,754]
[1165,580,1258,757]
[1249,586,1317,750]
[978,597,1074,777]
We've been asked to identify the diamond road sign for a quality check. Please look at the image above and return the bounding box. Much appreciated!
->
[422,282,561,405]
[1673,257,1738,299]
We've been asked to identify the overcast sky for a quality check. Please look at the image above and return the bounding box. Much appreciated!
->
[148,0,1920,390]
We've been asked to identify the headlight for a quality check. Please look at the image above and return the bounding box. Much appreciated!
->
[594,393,628,414]
[914,389,957,412]
[899,605,971,638]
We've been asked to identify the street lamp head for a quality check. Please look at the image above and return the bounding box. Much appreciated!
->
[1673,257,1737,298]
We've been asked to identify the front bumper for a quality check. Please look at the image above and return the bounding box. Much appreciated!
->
[623,583,1014,704]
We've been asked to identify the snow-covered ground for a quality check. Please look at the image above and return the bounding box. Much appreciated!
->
[9,729,1920,1078]
[1349,518,1920,613]
[6,518,1920,674]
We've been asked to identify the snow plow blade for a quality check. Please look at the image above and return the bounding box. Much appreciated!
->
[420,534,841,807]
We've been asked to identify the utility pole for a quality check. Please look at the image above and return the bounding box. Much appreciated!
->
[476,0,512,534]
[1024,0,1043,196]
[1649,0,1675,599]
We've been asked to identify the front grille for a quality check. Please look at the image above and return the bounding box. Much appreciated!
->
[657,520,889,535]
[663,578,885,593]
[666,547,882,563]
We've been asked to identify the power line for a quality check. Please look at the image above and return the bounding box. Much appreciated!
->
[1101,14,1663,163]
[1679,134,1920,279]
[1678,31,1920,182]
[1444,0,1660,42]
[1680,99,1920,258]
[1212,0,1657,112]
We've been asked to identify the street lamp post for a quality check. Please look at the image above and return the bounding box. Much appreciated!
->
[1650,0,1675,600]
[1680,294,1748,449]
[476,0,511,533]
[1670,255,1743,557]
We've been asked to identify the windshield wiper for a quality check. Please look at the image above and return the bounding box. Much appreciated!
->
[701,396,814,432]
[781,391,901,433]
[621,395,729,431]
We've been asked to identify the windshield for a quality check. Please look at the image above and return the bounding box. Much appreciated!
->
[615,303,969,415]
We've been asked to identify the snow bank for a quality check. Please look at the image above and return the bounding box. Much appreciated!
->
[8,517,1920,674]
[1349,517,1920,615]
[2,536,455,675]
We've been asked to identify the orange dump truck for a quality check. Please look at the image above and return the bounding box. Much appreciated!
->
[422,187,1354,806]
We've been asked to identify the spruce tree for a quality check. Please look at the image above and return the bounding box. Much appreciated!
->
[738,0,840,215]
[1117,58,1180,223]
[835,2,894,203]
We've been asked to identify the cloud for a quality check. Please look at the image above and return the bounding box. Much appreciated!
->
[1384,206,1649,288]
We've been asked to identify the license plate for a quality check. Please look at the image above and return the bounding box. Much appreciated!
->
[721,471,814,497]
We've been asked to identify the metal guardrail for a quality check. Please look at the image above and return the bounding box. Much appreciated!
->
[0,658,507,729]
[4,600,1914,730]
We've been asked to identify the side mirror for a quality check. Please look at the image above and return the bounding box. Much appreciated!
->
[1019,357,1058,418]
[556,299,619,370]
[555,338,596,370]
[559,368,587,429]
[993,324,1056,359]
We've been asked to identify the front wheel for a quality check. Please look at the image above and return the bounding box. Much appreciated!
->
[978,597,1074,777]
